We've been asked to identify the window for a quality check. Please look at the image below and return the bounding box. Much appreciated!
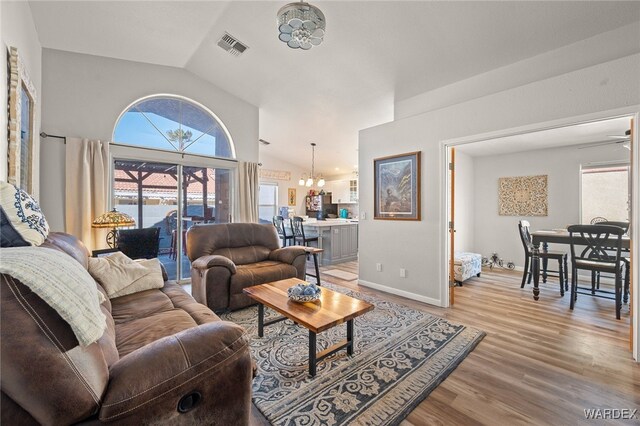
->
[581,163,630,224]
[113,95,235,159]
[112,95,236,282]
[258,183,278,224]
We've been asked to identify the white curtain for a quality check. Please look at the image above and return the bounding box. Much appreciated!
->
[237,161,259,223]
[65,138,109,251]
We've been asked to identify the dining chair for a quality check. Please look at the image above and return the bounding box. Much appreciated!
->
[116,227,161,260]
[567,224,626,319]
[272,215,294,247]
[518,220,568,295]
[291,216,319,247]
[593,221,630,302]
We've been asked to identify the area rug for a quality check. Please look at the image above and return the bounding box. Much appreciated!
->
[321,269,359,281]
[220,282,484,426]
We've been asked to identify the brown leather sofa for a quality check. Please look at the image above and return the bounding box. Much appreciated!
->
[187,223,306,311]
[1,232,253,425]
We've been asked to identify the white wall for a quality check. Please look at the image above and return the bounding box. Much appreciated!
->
[454,150,474,252]
[358,52,640,305]
[470,143,630,268]
[259,151,309,216]
[1,1,42,192]
[39,48,259,231]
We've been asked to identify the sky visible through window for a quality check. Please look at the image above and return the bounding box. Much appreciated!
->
[115,111,217,156]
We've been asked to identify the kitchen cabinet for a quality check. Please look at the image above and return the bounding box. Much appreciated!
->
[329,179,358,204]
[302,221,358,265]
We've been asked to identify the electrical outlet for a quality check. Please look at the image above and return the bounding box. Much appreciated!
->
[360,212,366,220]
[400,268,406,278]
[376,263,382,272]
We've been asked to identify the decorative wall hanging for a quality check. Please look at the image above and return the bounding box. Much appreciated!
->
[259,168,291,181]
[374,151,421,220]
[7,46,38,194]
[288,188,297,206]
[498,175,548,216]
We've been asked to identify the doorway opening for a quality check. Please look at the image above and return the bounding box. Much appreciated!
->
[443,112,638,360]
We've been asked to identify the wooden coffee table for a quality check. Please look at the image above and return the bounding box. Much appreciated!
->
[243,278,374,376]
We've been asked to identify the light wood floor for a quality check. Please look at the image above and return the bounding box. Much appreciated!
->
[250,261,639,425]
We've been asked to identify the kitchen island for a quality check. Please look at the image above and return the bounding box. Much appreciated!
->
[299,219,358,266]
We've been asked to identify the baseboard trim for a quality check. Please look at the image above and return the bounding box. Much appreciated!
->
[357,279,443,307]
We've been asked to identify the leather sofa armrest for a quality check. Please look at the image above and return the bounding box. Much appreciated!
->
[269,247,306,265]
[192,255,237,274]
[99,321,252,424]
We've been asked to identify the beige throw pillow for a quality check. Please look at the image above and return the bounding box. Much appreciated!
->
[88,252,164,299]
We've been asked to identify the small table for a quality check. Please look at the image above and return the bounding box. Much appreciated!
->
[290,245,324,285]
[243,278,374,376]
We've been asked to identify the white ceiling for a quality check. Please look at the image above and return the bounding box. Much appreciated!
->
[456,116,632,157]
[29,1,640,173]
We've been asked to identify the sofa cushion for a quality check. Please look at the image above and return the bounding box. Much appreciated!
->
[186,223,280,261]
[0,182,49,247]
[115,309,199,357]
[213,246,272,265]
[230,261,299,296]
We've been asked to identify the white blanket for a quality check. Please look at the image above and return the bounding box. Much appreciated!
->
[0,247,106,347]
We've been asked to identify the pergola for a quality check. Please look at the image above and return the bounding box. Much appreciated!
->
[114,160,215,228]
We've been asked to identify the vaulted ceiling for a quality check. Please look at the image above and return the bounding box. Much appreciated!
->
[29,1,640,173]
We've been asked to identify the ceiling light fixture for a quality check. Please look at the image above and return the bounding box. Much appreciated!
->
[299,143,325,187]
[277,1,325,50]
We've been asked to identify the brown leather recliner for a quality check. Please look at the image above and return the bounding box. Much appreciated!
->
[1,232,253,425]
[187,223,306,311]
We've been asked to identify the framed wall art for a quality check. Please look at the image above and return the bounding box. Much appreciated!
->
[374,151,421,220]
[7,46,38,194]
[498,174,548,216]
[288,188,296,206]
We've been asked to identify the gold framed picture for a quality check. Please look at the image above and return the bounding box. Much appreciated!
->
[288,188,296,206]
[7,46,38,194]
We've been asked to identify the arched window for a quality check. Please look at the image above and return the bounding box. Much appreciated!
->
[113,95,235,159]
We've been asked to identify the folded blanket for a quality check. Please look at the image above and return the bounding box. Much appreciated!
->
[88,252,164,299]
[0,247,106,347]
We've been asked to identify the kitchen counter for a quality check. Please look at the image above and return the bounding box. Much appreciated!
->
[303,219,359,227]
[301,219,358,266]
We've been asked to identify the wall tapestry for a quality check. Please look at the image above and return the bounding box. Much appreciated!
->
[259,168,291,181]
[374,151,421,220]
[498,175,548,216]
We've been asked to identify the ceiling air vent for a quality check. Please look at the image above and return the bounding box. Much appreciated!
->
[217,32,248,57]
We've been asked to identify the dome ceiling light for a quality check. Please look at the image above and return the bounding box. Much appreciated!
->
[277,1,326,50]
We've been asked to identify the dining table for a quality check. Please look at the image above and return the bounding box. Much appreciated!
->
[530,229,631,300]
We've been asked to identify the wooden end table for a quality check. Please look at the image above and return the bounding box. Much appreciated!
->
[243,278,374,376]
[290,245,324,285]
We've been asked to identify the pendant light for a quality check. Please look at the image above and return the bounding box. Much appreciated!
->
[298,143,324,187]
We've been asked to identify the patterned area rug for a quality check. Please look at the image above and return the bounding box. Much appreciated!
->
[221,283,484,426]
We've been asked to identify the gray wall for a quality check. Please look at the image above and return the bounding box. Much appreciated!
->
[358,52,640,305]
[39,49,259,231]
[1,1,42,194]
[471,143,630,268]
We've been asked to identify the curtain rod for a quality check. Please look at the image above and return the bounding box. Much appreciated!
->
[40,132,67,144]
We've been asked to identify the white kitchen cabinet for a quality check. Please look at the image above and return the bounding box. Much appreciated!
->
[329,179,358,204]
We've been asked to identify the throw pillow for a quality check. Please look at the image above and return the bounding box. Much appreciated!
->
[0,181,50,247]
[88,251,164,299]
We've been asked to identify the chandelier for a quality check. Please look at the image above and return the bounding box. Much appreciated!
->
[299,143,325,187]
[277,1,326,50]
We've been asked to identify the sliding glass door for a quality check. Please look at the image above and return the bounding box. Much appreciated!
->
[113,159,232,281]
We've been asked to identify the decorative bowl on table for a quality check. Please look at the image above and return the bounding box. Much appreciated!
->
[287,283,321,303]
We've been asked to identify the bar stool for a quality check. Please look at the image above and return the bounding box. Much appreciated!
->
[273,215,294,247]
[291,217,319,247]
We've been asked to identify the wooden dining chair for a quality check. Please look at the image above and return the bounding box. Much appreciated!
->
[291,217,319,247]
[518,220,568,295]
[567,224,626,319]
[272,215,294,247]
[593,221,630,302]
